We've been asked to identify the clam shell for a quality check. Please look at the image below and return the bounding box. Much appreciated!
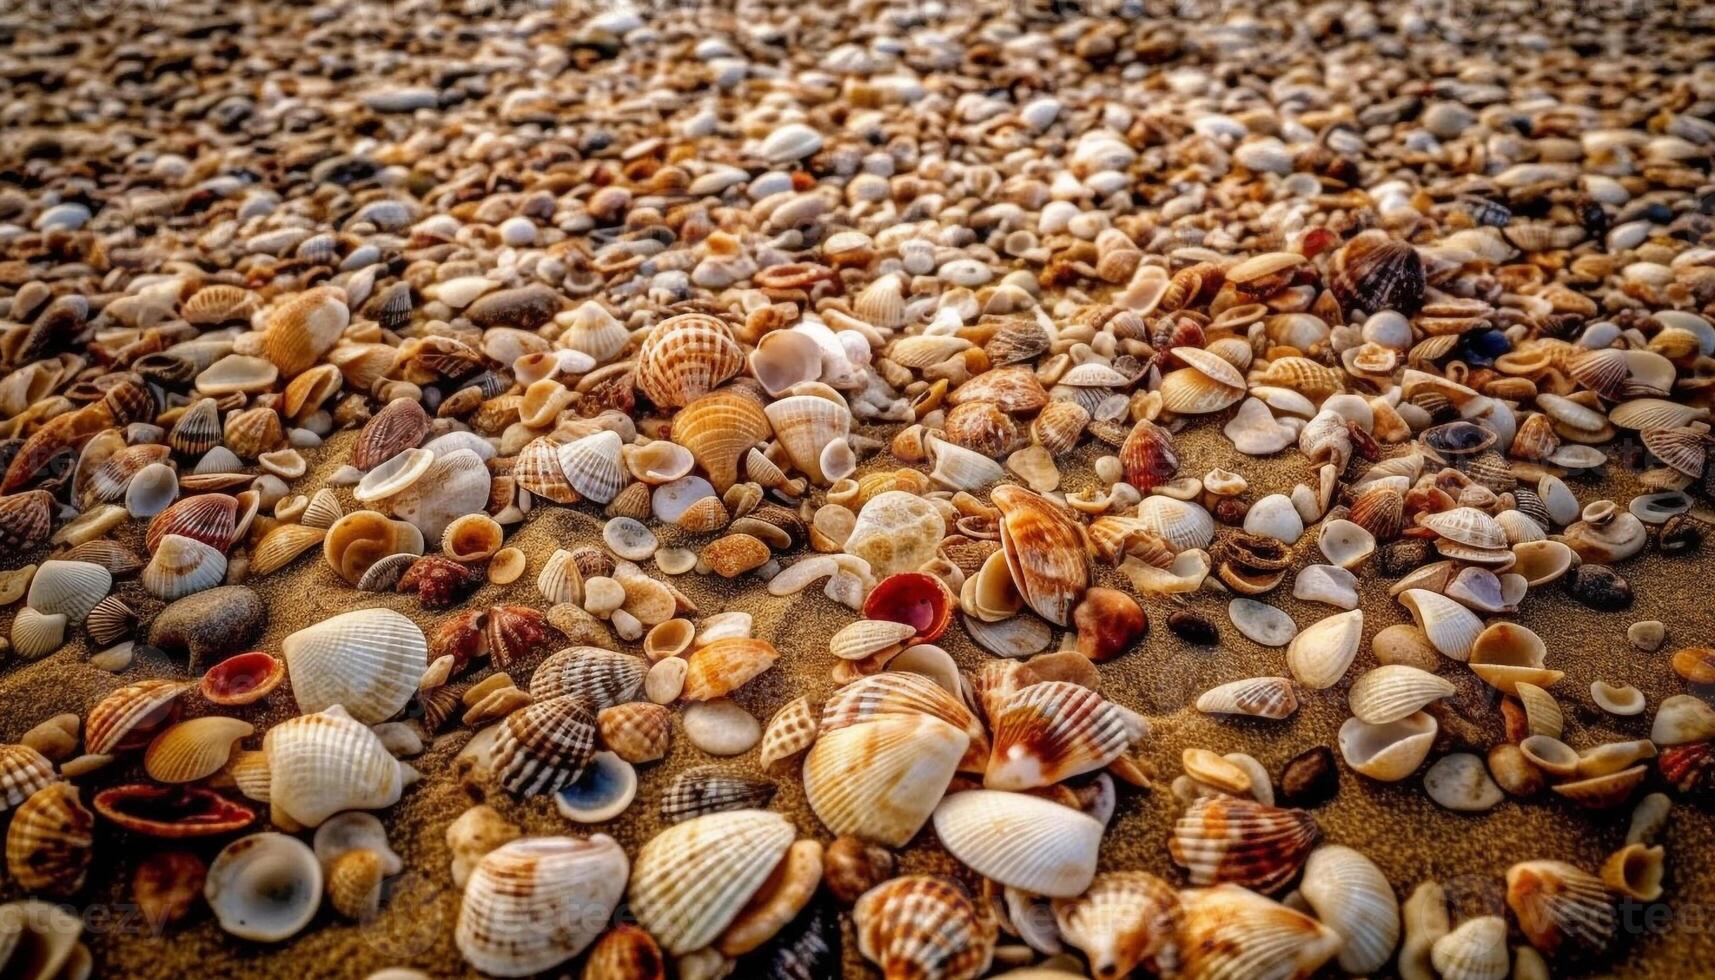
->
[764,394,852,485]
[5,783,93,896]
[803,713,967,846]
[992,484,1090,626]
[0,490,54,549]
[986,681,1141,790]
[629,808,794,955]
[1398,589,1482,661]
[250,524,326,577]
[829,619,917,661]
[674,388,771,492]
[353,398,430,471]
[263,705,408,827]
[86,679,191,755]
[658,766,775,823]
[1051,871,1182,980]
[261,286,348,377]
[515,437,579,503]
[635,313,744,409]
[531,647,646,708]
[1505,859,1615,957]
[1423,753,1504,812]
[144,717,255,784]
[931,789,1102,897]
[490,694,598,797]
[1169,795,1319,893]
[25,560,111,625]
[0,743,62,812]
[457,836,628,976]
[1317,519,1376,569]
[821,672,988,768]
[1300,845,1399,973]
[926,433,1006,490]
[1431,916,1508,980]
[205,833,322,942]
[1348,666,1456,724]
[1196,676,1299,721]
[1119,419,1179,491]
[142,534,227,600]
[148,494,239,554]
[282,609,426,724]
[557,430,626,505]
[1136,495,1215,552]
[681,637,778,701]
[596,702,671,764]
[1285,609,1364,689]
[1338,711,1438,781]
[11,607,68,659]
[854,875,996,980]
[1176,883,1343,980]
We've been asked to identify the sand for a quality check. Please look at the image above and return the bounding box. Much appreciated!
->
[3,423,1714,979]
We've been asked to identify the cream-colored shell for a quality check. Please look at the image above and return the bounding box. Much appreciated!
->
[282,608,427,724]
[628,809,794,955]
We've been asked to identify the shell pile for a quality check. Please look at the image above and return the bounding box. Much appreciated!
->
[0,0,1713,976]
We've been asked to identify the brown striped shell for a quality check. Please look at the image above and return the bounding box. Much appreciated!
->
[854,875,997,980]
[1169,795,1320,893]
[596,702,672,764]
[635,313,744,409]
[985,681,1142,790]
[992,484,1090,626]
[5,782,94,896]
[489,694,598,797]
[353,398,430,470]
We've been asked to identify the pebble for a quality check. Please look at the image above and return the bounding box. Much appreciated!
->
[1423,753,1504,812]
[147,586,267,668]
[22,714,80,761]
[682,699,761,756]
[1278,746,1339,807]
[1628,620,1666,652]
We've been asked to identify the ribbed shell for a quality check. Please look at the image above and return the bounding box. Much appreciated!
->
[262,286,348,377]
[820,672,989,772]
[1169,795,1320,893]
[629,808,794,954]
[456,836,629,977]
[930,790,1103,897]
[490,695,597,797]
[985,681,1140,790]
[1119,419,1180,490]
[1418,507,1506,548]
[581,925,665,980]
[0,744,60,813]
[514,436,579,503]
[25,560,111,624]
[854,875,997,980]
[681,637,779,701]
[803,714,967,847]
[659,766,775,823]
[1347,665,1456,724]
[1137,495,1216,553]
[353,398,430,471]
[146,494,238,554]
[1195,677,1299,720]
[1299,845,1400,973]
[529,647,646,708]
[1052,871,1183,980]
[0,490,54,549]
[1176,883,1343,980]
[86,679,191,755]
[759,695,818,771]
[250,524,327,576]
[1504,859,1615,957]
[596,702,672,764]
[674,388,771,492]
[764,394,852,485]
[282,608,427,724]
[141,534,227,600]
[635,313,744,409]
[991,484,1090,625]
[556,430,626,504]
[263,705,405,827]
[5,783,92,896]
[1399,589,1482,661]
[169,398,224,455]
[144,717,255,784]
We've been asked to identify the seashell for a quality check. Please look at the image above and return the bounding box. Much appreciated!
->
[1032,400,1091,456]
[124,462,178,518]
[1505,860,1615,957]
[991,484,1089,625]
[261,286,348,378]
[515,437,579,503]
[11,607,68,659]
[1119,419,1179,491]
[385,449,492,542]
[681,637,778,701]
[300,488,343,531]
[1423,753,1504,812]
[1562,505,1648,564]
[1292,564,1357,609]
[1051,871,1182,980]
[1591,680,1645,716]
[205,833,322,942]
[1348,666,1456,724]
[803,713,967,846]
[1137,495,1215,553]
[986,682,1142,790]
[1398,589,1482,661]
[682,700,760,756]
[674,388,771,493]
[843,491,946,579]
[1348,486,1405,541]
[1170,795,1319,893]
[1468,622,1558,694]
[356,448,436,503]
[25,560,111,625]
[1511,539,1573,586]
[1158,367,1244,414]
[1331,231,1425,314]
[0,744,57,816]
[1300,845,1400,973]
[659,766,775,823]
[1431,916,1508,980]
[86,679,191,755]
[283,608,426,724]
[629,808,794,955]
[1176,883,1343,980]
[1196,676,1299,721]
[1418,507,1507,549]
[489,695,597,797]
[1608,398,1708,431]
[144,716,253,784]
[556,430,626,505]
[759,696,818,772]
[200,651,286,707]
[1651,694,1715,746]
[250,524,326,577]
[323,510,425,585]
[83,594,136,647]
[1224,398,1296,455]
[1317,519,1376,569]
[583,925,665,980]
[195,355,279,396]
[0,490,54,549]
[596,702,671,764]
[5,783,93,897]
[1285,609,1364,689]
[263,705,409,827]
[1338,712,1438,781]
[764,394,852,485]
[91,783,254,838]
[457,836,629,976]
[932,789,1101,897]
[829,619,917,662]
[636,313,744,409]
[926,433,1006,491]
[854,875,997,980]
[530,647,647,708]
[1602,844,1665,902]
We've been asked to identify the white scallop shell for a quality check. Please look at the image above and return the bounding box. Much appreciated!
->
[456,836,628,977]
[1285,609,1364,689]
[1338,712,1438,782]
[282,608,426,724]
[1430,916,1508,980]
[205,832,322,942]
[26,560,112,624]
[1398,589,1482,661]
[1347,666,1456,724]
[628,809,794,955]
[556,430,626,504]
[10,607,68,659]
[1136,495,1215,553]
[931,790,1102,897]
[1300,845,1400,974]
[386,449,492,541]
[264,705,410,827]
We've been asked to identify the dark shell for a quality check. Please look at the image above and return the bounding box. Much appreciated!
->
[736,898,840,980]
[658,766,776,823]
[490,694,598,797]
[466,284,564,330]
[1331,231,1425,315]
[528,647,647,709]
[1119,419,1179,491]
[1564,564,1632,611]
[1420,420,1497,458]
[0,489,54,549]
[352,397,430,470]
[1658,743,1714,802]
[397,555,480,609]
[1278,746,1339,807]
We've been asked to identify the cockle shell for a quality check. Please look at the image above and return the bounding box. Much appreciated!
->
[142,534,227,600]
[1285,609,1364,689]
[1505,860,1615,958]
[1170,795,1319,893]
[992,484,1090,626]
[821,672,988,769]
[353,398,430,471]
[489,695,597,797]
[0,744,61,813]
[144,717,254,784]
[681,638,778,701]
[557,430,626,505]
[1300,845,1399,973]
[5,783,93,896]
[659,766,774,824]
[635,313,744,409]
[25,560,111,625]
[457,836,628,977]
[1338,711,1438,781]
[261,286,348,377]
[1176,883,1343,980]
[386,448,492,541]
[530,646,646,708]
[1196,677,1299,720]
[282,608,426,724]
[555,301,632,363]
[0,490,54,549]
[673,388,771,492]
[263,706,409,827]
[205,833,322,942]
[854,875,997,980]
[11,608,67,659]
[86,679,191,755]
[986,682,1143,790]
[1137,495,1216,553]
[1119,419,1179,490]
[1051,871,1183,980]
[931,789,1102,897]
[1398,589,1482,661]
[596,702,671,764]
[1432,916,1508,980]
[629,808,794,955]
[803,713,967,846]
[1348,666,1456,724]
[764,394,852,485]
[843,490,946,578]
[515,437,579,503]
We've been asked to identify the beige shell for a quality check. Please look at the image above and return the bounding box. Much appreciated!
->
[1285,609,1364,689]
[986,681,1142,790]
[1338,712,1438,782]
[628,809,794,954]
[85,679,191,755]
[262,286,348,377]
[635,313,744,409]
[1398,589,1482,661]
[0,743,62,813]
[205,832,322,942]
[681,638,778,701]
[250,524,327,576]
[282,608,426,724]
[144,717,255,783]
[1176,883,1343,980]
[930,789,1102,897]
[457,835,629,977]
[992,484,1090,626]
[759,695,817,771]
[1431,915,1508,980]
[854,875,997,980]
[385,448,492,542]
[829,619,917,661]
[674,388,772,493]
[596,702,672,765]
[263,705,410,827]
[843,491,946,578]
[764,394,852,485]
[557,430,627,505]
[1051,871,1182,980]
[1300,844,1400,974]
[5,783,93,896]
[142,534,227,600]
[555,301,633,363]
[1505,859,1615,957]
[803,713,968,846]
[322,510,425,585]
[1348,666,1456,724]
[1196,677,1299,721]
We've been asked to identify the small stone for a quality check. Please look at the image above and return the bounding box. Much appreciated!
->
[90,642,136,672]
[1564,564,1631,611]
[1671,647,1715,686]
[1487,744,1546,798]
[22,713,79,761]
[1166,610,1218,645]
[822,835,894,905]
[584,576,625,616]
[1628,620,1666,652]
[147,586,266,668]
[682,699,760,756]
[1278,746,1338,807]
[1423,753,1504,812]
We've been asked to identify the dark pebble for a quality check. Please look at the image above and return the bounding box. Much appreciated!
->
[1564,564,1632,611]
[1166,610,1218,645]
[1279,746,1339,807]
[1376,539,1432,576]
[147,586,266,669]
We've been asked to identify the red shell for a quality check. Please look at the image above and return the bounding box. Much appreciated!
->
[862,572,952,644]
[199,652,285,706]
[92,785,255,838]
[398,555,479,609]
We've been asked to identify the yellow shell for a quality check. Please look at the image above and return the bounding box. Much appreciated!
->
[144,716,255,783]
[673,388,771,492]
[261,286,349,377]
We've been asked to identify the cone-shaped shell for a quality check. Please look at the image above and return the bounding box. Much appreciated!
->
[263,706,407,827]
[635,313,744,409]
[5,782,93,896]
[1300,845,1399,973]
[1170,795,1320,893]
[764,394,852,485]
[1398,589,1482,661]
[490,695,597,797]
[1196,677,1299,720]
[457,835,629,977]
[986,681,1142,790]
[1348,666,1456,724]
[1051,871,1183,980]
[992,484,1090,625]
[1505,860,1615,958]
[1177,883,1343,980]
[1285,609,1364,689]
[804,713,967,846]
[675,388,771,492]
[629,808,794,954]
[26,560,111,624]
[145,717,255,784]
[205,832,322,942]
[282,608,426,724]
[931,790,1103,896]
[556,430,626,505]
[855,875,997,980]
[86,679,191,755]
[142,534,227,600]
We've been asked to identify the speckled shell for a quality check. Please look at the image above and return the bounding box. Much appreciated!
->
[992,484,1090,626]
[263,705,407,827]
[803,713,967,847]
[854,875,997,980]
[759,695,817,771]
[1176,883,1343,980]
[674,387,772,492]
[1052,871,1183,980]
[985,681,1140,790]
[844,490,947,578]
[456,835,629,977]
[635,313,744,409]
[5,783,93,896]
[628,808,795,954]
[1169,795,1320,893]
